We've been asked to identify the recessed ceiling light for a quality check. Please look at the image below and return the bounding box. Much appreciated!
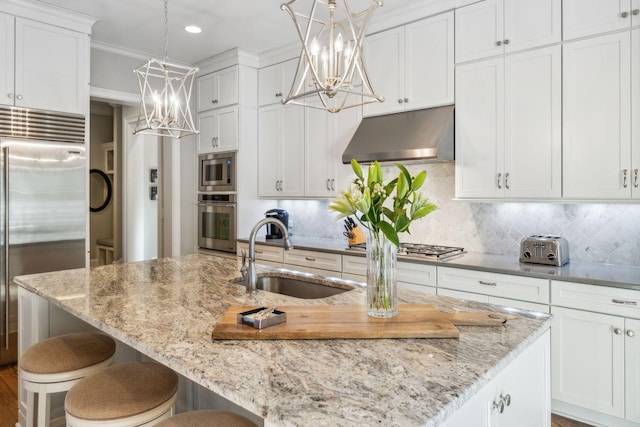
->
[185,25,202,34]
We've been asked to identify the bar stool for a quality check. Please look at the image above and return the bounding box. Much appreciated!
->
[64,362,179,426]
[19,332,116,427]
[154,410,258,427]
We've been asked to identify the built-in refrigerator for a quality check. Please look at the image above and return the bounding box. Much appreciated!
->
[0,138,86,365]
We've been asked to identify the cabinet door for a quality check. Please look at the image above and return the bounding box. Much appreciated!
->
[363,27,403,117]
[197,110,216,154]
[197,73,218,112]
[258,105,282,196]
[563,33,631,199]
[455,58,504,198]
[280,105,305,197]
[215,105,238,152]
[0,12,14,108]
[551,307,625,418]
[626,318,640,423]
[404,12,454,110]
[563,0,631,41]
[216,66,238,108]
[15,18,86,114]
[258,64,282,106]
[455,0,503,63]
[632,29,640,199]
[634,0,640,27]
[504,46,561,199]
[334,103,361,192]
[305,106,333,197]
[504,0,560,54]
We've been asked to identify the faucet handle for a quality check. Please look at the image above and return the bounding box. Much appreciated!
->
[240,250,248,280]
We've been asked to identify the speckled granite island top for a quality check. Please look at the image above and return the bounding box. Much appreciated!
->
[15,254,550,427]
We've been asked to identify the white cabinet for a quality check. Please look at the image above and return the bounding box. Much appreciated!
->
[258,59,297,106]
[196,66,238,112]
[455,45,561,199]
[283,249,342,276]
[551,280,640,424]
[363,12,454,117]
[0,14,87,115]
[563,31,639,199]
[197,105,239,154]
[236,242,284,268]
[563,0,640,41]
[258,104,304,197]
[443,330,550,427]
[455,0,560,64]
[342,255,437,294]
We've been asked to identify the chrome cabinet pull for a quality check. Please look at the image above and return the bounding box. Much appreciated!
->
[398,99,404,104]
[479,280,497,286]
[497,173,502,189]
[492,398,505,413]
[326,179,331,190]
[505,172,510,190]
[496,40,502,46]
[623,169,628,188]
[627,330,635,338]
[612,298,637,306]
[501,394,511,407]
[7,93,13,99]
[614,327,623,335]
[633,9,639,15]
[16,95,22,100]
[305,257,316,262]
[622,11,629,18]
[331,179,335,191]
[404,98,409,103]
[503,39,510,45]
[634,169,638,188]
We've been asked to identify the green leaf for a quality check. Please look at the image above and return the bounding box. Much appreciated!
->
[351,159,364,180]
[396,172,409,200]
[396,163,412,186]
[412,204,437,220]
[411,171,426,191]
[395,215,411,233]
[377,222,400,247]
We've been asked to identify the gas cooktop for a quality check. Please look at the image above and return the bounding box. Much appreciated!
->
[347,242,465,260]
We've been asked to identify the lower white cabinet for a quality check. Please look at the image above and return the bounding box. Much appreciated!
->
[436,288,549,313]
[442,329,550,427]
[236,242,284,268]
[551,280,640,425]
[283,249,342,276]
[342,255,437,294]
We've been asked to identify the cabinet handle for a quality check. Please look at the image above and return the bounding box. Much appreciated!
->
[16,95,22,100]
[496,40,502,46]
[503,39,510,45]
[305,257,316,262]
[505,172,510,190]
[623,169,628,188]
[331,179,335,191]
[275,180,280,191]
[492,398,505,413]
[404,98,409,103]
[634,169,638,188]
[479,280,497,286]
[496,172,502,189]
[501,394,511,407]
[633,9,639,15]
[212,99,218,104]
[326,179,331,190]
[622,11,629,18]
[211,137,215,148]
[7,93,13,99]
[275,92,282,97]
[612,298,637,306]
[398,99,404,104]
[255,249,263,254]
[627,330,635,338]
[614,327,623,335]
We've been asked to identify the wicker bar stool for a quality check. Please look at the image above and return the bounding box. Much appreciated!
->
[64,362,178,426]
[19,332,116,427]
[154,409,258,427]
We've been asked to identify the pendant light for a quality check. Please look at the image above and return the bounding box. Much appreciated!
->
[133,0,198,138]
[281,0,383,113]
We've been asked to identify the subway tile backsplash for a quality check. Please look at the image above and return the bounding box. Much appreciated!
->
[278,164,640,267]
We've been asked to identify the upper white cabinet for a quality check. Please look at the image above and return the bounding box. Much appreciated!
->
[633,29,640,200]
[1,14,87,115]
[196,66,238,112]
[563,31,640,199]
[196,105,239,154]
[455,45,561,199]
[563,0,640,41]
[363,12,454,117]
[258,59,297,107]
[455,0,561,64]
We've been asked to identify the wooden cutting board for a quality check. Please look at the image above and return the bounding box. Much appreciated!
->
[211,304,508,340]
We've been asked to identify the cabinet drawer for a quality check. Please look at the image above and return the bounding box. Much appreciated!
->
[551,280,640,319]
[236,242,284,264]
[438,267,550,304]
[283,264,342,279]
[283,249,342,272]
[343,255,436,286]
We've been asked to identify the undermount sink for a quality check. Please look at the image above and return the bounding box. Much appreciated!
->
[235,275,355,299]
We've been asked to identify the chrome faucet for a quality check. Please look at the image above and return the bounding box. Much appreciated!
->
[243,217,293,294]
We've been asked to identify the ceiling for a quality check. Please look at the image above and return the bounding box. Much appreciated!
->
[36,0,421,65]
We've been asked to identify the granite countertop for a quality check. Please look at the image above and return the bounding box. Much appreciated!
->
[239,236,640,291]
[16,254,550,427]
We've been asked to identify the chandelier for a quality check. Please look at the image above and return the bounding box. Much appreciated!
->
[281,0,383,113]
[133,0,198,138]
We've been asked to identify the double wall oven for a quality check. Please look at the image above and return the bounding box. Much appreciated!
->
[198,152,237,253]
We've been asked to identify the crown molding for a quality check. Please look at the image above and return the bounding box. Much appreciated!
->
[1,0,97,34]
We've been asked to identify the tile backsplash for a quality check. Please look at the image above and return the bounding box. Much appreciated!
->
[279,163,640,267]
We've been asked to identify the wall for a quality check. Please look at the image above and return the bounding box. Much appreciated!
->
[279,163,640,267]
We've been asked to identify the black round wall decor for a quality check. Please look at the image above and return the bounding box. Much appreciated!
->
[89,168,112,212]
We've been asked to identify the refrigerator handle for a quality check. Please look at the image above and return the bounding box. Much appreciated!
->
[3,146,8,350]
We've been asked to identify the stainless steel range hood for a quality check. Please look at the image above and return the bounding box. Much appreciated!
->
[342,104,454,164]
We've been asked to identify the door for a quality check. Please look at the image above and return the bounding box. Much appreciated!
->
[198,202,236,253]
[305,106,332,197]
[215,105,238,152]
[0,12,14,109]
[632,29,640,199]
[563,32,631,199]
[363,27,403,117]
[626,318,640,423]
[563,0,631,41]
[504,0,560,54]
[258,105,282,197]
[455,0,503,63]
[280,105,304,197]
[0,139,86,365]
[551,307,625,418]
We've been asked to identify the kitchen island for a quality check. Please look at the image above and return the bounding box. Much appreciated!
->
[16,254,550,426]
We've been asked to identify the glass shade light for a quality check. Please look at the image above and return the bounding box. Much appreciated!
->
[281,0,383,113]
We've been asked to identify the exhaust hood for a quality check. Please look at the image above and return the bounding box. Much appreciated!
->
[342,104,454,164]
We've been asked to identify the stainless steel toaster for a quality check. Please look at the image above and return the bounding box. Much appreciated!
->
[519,235,569,266]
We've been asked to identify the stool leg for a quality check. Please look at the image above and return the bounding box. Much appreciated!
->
[37,386,51,427]
[26,390,34,427]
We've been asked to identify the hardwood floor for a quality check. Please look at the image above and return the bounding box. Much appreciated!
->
[0,363,595,427]
[0,364,18,427]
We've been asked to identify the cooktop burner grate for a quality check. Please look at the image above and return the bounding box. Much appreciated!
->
[347,242,465,259]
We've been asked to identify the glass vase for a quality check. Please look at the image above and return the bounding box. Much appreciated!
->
[366,234,398,318]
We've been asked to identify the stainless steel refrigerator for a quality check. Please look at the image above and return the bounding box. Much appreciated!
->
[0,138,86,366]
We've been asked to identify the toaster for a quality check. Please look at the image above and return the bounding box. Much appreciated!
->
[519,235,570,266]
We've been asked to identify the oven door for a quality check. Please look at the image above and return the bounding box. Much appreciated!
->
[198,202,236,253]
